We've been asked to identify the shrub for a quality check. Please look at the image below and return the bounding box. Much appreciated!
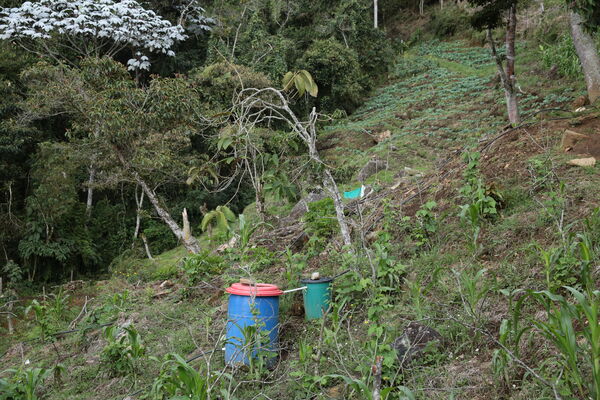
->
[298,38,365,113]
[101,325,146,377]
[302,198,337,240]
[180,250,226,285]
[426,6,470,38]
[25,300,51,342]
[190,62,272,112]
[142,220,178,256]
[333,1,394,83]
[539,34,582,79]
[353,26,394,84]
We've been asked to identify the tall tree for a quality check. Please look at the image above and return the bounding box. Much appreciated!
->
[0,0,202,70]
[567,1,600,103]
[20,58,212,254]
[0,0,210,217]
[470,0,520,125]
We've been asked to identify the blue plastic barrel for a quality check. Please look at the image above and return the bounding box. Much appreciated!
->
[225,282,283,366]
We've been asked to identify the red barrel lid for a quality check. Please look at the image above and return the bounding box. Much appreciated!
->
[226,282,283,297]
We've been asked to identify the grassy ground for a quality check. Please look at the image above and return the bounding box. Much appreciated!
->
[2,28,600,400]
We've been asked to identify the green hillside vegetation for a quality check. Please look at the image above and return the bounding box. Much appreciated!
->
[3,0,600,399]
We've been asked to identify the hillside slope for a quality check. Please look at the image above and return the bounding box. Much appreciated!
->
[3,37,600,400]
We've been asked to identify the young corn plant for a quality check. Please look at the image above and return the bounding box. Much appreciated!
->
[146,353,208,400]
[502,241,600,398]
[531,240,600,399]
[25,300,50,342]
[456,267,493,326]
[458,151,501,252]
[531,285,600,398]
[101,325,146,377]
[48,288,69,321]
[492,289,531,390]
[237,214,272,252]
[0,364,64,400]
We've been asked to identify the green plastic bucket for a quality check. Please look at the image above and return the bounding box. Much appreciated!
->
[300,277,333,320]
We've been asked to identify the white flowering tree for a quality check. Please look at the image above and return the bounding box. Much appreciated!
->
[1,0,212,217]
[0,0,211,70]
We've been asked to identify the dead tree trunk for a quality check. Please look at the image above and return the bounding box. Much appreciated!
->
[255,189,266,221]
[243,154,267,222]
[305,109,352,248]
[7,303,14,334]
[569,10,600,103]
[114,148,201,254]
[233,90,353,248]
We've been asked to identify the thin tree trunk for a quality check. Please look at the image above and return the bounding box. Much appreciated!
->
[7,301,13,335]
[182,208,192,243]
[322,169,352,247]
[372,356,383,400]
[114,148,201,254]
[132,187,144,248]
[245,156,267,222]
[374,0,378,28]
[505,90,519,125]
[505,5,520,125]
[569,10,600,103]
[255,190,266,222]
[140,233,154,260]
[488,26,520,125]
[419,0,424,15]
[303,109,352,248]
[85,165,95,218]
[85,126,100,218]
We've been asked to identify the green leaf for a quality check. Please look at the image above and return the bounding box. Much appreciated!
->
[282,71,294,91]
[293,74,306,96]
[299,70,318,97]
[201,212,215,232]
[219,205,236,222]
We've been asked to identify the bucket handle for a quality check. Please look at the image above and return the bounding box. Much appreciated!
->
[331,269,351,280]
[282,286,307,294]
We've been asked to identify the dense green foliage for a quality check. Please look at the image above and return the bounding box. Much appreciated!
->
[0,0,392,284]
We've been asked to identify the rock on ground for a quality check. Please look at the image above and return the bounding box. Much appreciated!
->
[392,321,442,365]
